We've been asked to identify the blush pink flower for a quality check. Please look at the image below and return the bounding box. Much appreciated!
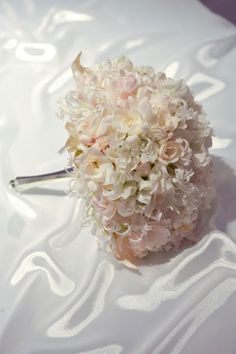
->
[117,73,138,99]
[59,53,215,267]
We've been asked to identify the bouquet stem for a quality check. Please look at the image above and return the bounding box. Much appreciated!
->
[9,167,74,191]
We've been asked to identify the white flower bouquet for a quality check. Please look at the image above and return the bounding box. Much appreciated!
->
[59,53,215,265]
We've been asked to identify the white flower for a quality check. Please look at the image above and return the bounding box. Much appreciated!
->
[114,110,143,135]
[140,139,158,163]
[59,53,215,265]
[80,150,114,185]
[193,151,211,167]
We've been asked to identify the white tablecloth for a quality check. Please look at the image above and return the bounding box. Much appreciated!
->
[0,1,236,353]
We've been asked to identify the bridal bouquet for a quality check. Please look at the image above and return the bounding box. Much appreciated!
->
[59,53,215,264]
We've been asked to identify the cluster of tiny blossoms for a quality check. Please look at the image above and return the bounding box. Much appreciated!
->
[59,53,215,264]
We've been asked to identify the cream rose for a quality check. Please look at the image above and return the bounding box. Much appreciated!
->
[158,140,184,164]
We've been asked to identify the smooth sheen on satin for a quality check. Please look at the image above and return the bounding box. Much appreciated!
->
[0,0,236,353]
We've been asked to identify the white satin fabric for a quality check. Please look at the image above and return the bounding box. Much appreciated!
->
[0,0,236,353]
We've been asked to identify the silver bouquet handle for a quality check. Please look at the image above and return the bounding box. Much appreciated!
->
[9,167,74,191]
